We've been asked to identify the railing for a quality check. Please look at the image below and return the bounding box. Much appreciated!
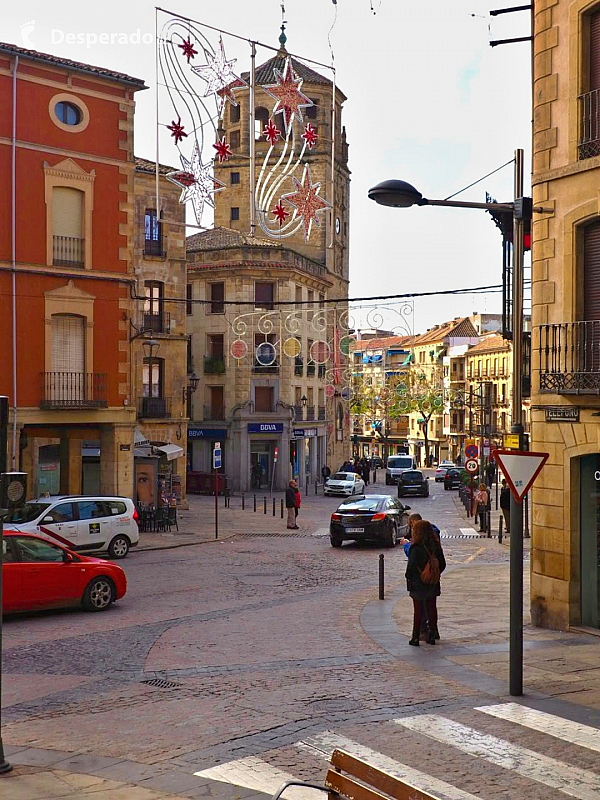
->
[253,363,279,374]
[538,322,600,393]
[40,372,107,409]
[144,238,165,257]
[579,89,600,159]
[294,405,304,419]
[318,405,326,420]
[143,312,170,334]
[139,396,171,418]
[203,404,225,421]
[204,356,226,374]
[306,407,315,421]
[53,235,84,267]
[307,363,316,377]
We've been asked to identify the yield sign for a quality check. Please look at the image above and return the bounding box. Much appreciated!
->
[492,448,549,503]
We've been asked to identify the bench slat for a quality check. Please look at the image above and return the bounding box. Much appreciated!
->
[325,770,390,800]
[329,750,441,800]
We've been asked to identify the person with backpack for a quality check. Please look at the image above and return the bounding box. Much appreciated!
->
[405,520,446,646]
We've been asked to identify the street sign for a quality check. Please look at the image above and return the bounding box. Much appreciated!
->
[492,448,549,503]
[503,433,520,450]
[213,445,222,470]
[465,442,479,459]
[465,459,478,474]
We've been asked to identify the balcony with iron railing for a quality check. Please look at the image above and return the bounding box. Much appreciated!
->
[143,238,166,258]
[294,405,304,419]
[318,405,326,420]
[53,236,84,268]
[143,311,170,334]
[204,356,226,374]
[538,321,600,393]
[253,363,279,374]
[203,404,225,421]
[579,89,600,160]
[306,406,315,421]
[306,363,316,377]
[40,372,107,409]
[138,396,172,418]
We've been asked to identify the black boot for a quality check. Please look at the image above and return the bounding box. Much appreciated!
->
[432,627,440,640]
[426,630,436,645]
[409,630,420,646]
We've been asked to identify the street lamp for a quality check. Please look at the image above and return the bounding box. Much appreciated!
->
[369,150,539,697]
[182,371,200,404]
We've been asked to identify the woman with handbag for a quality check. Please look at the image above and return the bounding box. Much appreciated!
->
[474,482,490,532]
[405,520,446,646]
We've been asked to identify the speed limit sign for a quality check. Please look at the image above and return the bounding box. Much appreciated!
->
[465,459,479,474]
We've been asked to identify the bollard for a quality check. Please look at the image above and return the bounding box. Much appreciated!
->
[272,498,276,516]
[280,498,284,519]
[378,553,385,600]
[242,493,245,511]
[499,513,503,544]
[315,480,318,496]
[486,510,491,538]
[305,476,309,497]
[264,496,267,514]
[253,494,256,512]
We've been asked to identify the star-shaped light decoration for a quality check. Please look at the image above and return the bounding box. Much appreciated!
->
[301,123,318,149]
[212,136,232,163]
[167,142,225,225]
[217,77,247,109]
[177,35,198,63]
[282,165,331,241]
[263,119,282,146]
[167,116,188,145]
[262,58,313,133]
[272,200,289,227]
[193,37,245,109]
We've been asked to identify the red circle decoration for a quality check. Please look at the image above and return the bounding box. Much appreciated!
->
[325,385,335,398]
[310,340,330,364]
[231,339,247,359]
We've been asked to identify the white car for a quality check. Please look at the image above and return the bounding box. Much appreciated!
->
[435,461,456,482]
[324,472,366,496]
[5,496,139,559]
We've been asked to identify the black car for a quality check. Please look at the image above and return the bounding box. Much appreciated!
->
[397,470,429,498]
[444,468,463,490]
[329,495,410,548]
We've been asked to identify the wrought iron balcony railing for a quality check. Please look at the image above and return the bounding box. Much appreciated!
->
[143,312,170,334]
[306,407,315,421]
[53,235,84,267]
[40,372,107,409]
[579,89,600,159]
[144,238,165,257]
[139,396,172,418]
[318,405,326,420]
[538,321,600,393]
[253,363,279,374]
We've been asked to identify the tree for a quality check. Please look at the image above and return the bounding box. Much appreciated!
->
[350,374,409,459]
[394,367,444,465]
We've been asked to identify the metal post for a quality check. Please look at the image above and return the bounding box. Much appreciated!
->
[496,475,499,510]
[253,494,256,512]
[315,480,318,496]
[378,553,385,600]
[0,396,11,773]
[242,493,245,511]
[272,498,276,516]
[510,148,525,697]
[263,495,267,514]
[214,466,218,540]
[499,513,503,544]
[524,493,530,538]
[305,476,309,497]
[280,498,284,519]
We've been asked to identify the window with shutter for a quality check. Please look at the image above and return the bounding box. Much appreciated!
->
[584,220,600,320]
[52,187,84,266]
[580,10,600,158]
[50,315,85,404]
[254,282,274,310]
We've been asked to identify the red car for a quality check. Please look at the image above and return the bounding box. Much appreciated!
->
[2,532,127,614]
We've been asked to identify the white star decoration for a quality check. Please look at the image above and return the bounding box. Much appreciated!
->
[167,142,225,225]
[192,37,245,112]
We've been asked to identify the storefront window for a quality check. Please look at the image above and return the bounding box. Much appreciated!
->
[580,454,600,628]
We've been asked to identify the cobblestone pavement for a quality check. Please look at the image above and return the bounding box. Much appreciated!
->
[2,476,600,799]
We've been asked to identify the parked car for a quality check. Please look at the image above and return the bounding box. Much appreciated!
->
[397,470,430,498]
[5,496,139,559]
[324,472,366,497]
[2,532,127,613]
[444,468,463,490]
[329,495,410,548]
[435,461,455,482]
[385,455,416,485]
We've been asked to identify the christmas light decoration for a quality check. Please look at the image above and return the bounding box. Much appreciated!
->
[263,119,282,146]
[272,200,289,226]
[301,123,318,149]
[213,136,232,163]
[167,117,187,144]
[262,58,313,133]
[167,142,225,225]
[177,36,198,62]
[282,166,331,240]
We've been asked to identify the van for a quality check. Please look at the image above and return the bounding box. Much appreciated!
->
[385,455,416,485]
[5,496,139,558]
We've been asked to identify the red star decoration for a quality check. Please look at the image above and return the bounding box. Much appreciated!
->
[212,136,232,163]
[262,58,313,132]
[168,171,197,188]
[167,117,188,145]
[272,200,289,227]
[217,77,246,109]
[301,123,318,149]
[178,36,198,63]
[263,119,282,146]
[282,166,331,241]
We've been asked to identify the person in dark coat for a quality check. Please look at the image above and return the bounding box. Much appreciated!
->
[285,480,298,529]
[405,520,446,646]
[500,478,510,533]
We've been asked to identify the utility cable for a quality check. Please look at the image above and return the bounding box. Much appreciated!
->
[444,158,515,201]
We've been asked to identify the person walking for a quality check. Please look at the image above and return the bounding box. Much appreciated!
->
[500,478,511,534]
[474,482,490,532]
[361,460,370,486]
[293,481,301,528]
[285,480,298,529]
[321,465,331,484]
[485,460,496,489]
[405,520,446,646]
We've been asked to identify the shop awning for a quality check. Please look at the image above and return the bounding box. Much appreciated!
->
[156,444,184,461]
[134,428,150,446]
[401,353,413,366]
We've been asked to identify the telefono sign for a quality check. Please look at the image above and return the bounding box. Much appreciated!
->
[247,423,284,433]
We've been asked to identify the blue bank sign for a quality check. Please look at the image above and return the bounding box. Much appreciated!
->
[247,423,284,433]
[188,428,228,439]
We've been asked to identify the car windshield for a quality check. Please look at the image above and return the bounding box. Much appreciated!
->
[332,473,352,481]
[402,471,423,482]
[388,457,412,469]
[340,498,382,512]
[6,502,51,523]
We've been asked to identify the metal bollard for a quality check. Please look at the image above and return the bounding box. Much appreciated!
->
[305,477,309,497]
[242,493,245,511]
[499,513,503,544]
[315,480,318,496]
[253,494,256,512]
[280,498,284,519]
[378,553,385,600]
[486,510,491,538]
[272,498,276,516]
[264,496,267,514]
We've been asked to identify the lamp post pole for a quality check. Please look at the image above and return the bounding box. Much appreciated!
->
[509,148,525,697]
[0,395,12,773]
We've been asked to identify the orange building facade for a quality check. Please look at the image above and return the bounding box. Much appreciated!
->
[0,42,147,497]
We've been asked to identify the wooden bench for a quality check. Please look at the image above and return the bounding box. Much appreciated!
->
[270,748,441,800]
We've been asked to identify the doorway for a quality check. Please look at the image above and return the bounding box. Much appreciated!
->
[250,441,272,489]
[580,454,600,628]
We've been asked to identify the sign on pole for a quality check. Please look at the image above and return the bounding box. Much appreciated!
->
[213,443,222,470]
[492,448,549,503]
[465,458,478,474]
[465,439,479,459]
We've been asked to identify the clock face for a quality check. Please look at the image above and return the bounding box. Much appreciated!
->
[335,217,341,235]
[7,480,25,504]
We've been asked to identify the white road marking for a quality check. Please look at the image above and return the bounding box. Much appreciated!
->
[395,715,600,800]
[311,528,330,538]
[459,528,480,537]
[296,730,480,800]
[194,756,323,799]
[476,703,600,754]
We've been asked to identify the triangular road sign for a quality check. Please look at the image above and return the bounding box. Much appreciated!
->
[492,448,549,503]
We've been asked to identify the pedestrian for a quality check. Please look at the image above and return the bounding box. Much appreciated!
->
[486,460,496,488]
[293,481,301,528]
[474,482,490,532]
[500,478,511,534]
[361,462,370,486]
[321,464,331,484]
[405,520,446,646]
[285,480,298,529]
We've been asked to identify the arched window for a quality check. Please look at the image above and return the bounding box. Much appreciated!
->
[254,107,270,140]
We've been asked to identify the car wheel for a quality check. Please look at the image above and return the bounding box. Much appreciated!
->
[82,576,115,612]
[108,534,130,559]
[444,484,449,490]
[387,523,398,548]
[330,535,343,548]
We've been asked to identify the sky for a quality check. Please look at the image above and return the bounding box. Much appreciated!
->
[4,0,532,335]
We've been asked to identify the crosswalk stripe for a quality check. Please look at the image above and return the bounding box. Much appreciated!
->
[296,730,480,800]
[395,715,600,800]
[476,702,600,753]
[459,528,480,537]
[194,756,322,799]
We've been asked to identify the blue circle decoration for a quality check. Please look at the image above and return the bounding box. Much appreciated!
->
[255,342,277,366]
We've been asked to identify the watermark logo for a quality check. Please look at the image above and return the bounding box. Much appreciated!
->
[20,20,36,49]
[51,29,153,49]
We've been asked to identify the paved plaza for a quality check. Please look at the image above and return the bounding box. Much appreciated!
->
[2,476,600,799]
